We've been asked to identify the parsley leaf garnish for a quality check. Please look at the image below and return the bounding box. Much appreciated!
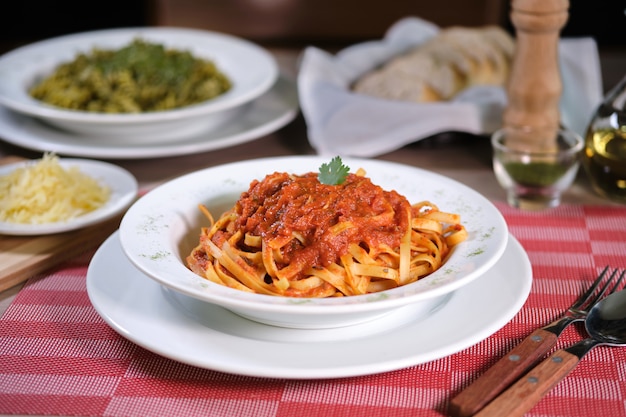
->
[318,156,350,185]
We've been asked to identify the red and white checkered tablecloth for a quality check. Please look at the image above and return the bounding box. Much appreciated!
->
[1,202,625,417]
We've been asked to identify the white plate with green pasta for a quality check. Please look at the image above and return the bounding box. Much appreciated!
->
[0,76,298,159]
[0,27,278,144]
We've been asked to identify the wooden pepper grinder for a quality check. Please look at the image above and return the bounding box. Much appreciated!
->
[504,0,569,150]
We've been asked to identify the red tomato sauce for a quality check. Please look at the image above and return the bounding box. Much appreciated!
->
[233,172,410,272]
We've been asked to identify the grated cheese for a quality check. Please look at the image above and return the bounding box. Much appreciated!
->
[0,153,111,224]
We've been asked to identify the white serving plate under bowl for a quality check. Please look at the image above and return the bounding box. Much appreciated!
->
[0,27,278,143]
[118,156,508,329]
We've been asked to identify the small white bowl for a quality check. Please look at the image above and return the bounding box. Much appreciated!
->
[118,156,509,329]
[0,27,278,143]
[0,158,137,235]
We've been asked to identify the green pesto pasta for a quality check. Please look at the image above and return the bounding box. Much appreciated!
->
[28,39,232,113]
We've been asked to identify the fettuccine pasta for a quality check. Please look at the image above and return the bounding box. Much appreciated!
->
[186,169,467,298]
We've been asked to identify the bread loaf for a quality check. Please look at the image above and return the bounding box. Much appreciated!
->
[352,26,515,102]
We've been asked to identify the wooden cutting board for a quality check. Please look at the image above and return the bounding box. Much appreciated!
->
[0,156,124,292]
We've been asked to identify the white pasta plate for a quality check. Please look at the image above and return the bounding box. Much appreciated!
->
[118,156,508,329]
[0,27,278,143]
[0,158,138,235]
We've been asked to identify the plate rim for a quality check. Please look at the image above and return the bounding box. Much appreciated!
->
[0,158,138,235]
[87,231,532,379]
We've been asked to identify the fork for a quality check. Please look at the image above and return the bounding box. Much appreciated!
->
[448,266,624,417]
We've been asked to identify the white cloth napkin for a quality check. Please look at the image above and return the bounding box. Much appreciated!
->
[297,17,604,157]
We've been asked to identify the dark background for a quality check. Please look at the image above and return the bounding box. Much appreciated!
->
[1,0,624,90]
[2,1,624,47]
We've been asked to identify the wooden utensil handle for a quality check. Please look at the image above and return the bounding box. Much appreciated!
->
[473,349,580,417]
[448,328,558,417]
